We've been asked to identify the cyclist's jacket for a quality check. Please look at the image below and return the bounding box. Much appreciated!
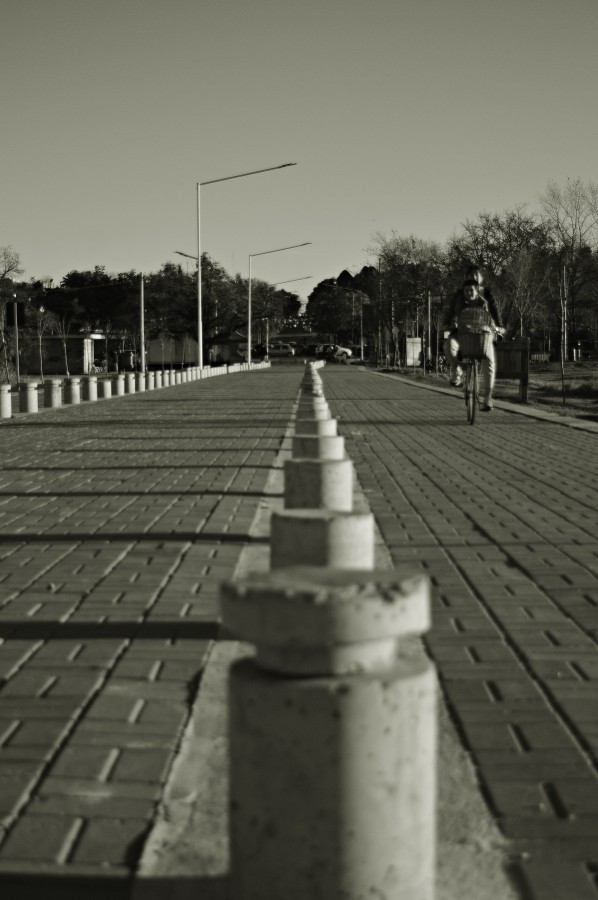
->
[445,288,503,336]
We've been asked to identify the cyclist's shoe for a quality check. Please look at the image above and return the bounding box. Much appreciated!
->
[481,402,493,412]
[450,377,463,388]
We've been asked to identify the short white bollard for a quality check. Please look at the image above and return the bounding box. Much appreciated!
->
[145,371,155,390]
[136,372,146,392]
[83,376,98,402]
[116,374,125,396]
[64,378,81,405]
[0,384,12,418]
[221,567,436,900]
[125,372,136,393]
[175,370,182,384]
[20,382,39,414]
[44,378,62,408]
[98,378,112,399]
[155,371,163,388]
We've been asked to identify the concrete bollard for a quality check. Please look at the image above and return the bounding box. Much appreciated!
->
[125,372,136,394]
[296,403,331,421]
[175,370,182,384]
[136,372,146,392]
[115,374,125,396]
[44,378,62,409]
[294,418,338,437]
[284,457,354,511]
[145,371,155,390]
[163,370,171,387]
[98,378,112,399]
[292,434,345,460]
[64,377,81,405]
[20,382,39,414]
[221,567,436,900]
[155,371,163,388]
[270,509,375,569]
[83,376,98,402]
[0,384,11,418]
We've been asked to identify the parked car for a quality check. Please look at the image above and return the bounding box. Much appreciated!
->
[268,342,295,357]
[332,344,353,362]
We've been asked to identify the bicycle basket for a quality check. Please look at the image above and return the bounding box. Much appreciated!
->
[458,330,493,359]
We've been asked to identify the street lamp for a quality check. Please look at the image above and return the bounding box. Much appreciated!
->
[248,243,311,365]
[192,162,297,368]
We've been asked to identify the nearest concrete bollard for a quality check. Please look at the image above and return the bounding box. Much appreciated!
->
[83,376,98,402]
[221,567,436,900]
[20,382,39,414]
[44,378,63,408]
[0,384,11,418]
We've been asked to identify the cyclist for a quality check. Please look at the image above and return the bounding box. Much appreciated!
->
[444,276,504,411]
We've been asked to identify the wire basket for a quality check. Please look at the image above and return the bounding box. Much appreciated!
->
[458,330,493,359]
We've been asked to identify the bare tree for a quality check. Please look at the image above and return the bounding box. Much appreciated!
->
[539,178,598,360]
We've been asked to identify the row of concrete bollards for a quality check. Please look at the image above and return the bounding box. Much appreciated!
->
[0,362,269,419]
[220,361,437,899]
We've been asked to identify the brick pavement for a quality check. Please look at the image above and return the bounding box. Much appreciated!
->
[0,371,299,898]
[1,365,598,898]
[321,367,598,900]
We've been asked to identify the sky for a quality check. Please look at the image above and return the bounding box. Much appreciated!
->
[3,0,598,301]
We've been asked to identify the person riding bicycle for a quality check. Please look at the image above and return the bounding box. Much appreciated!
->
[444,275,504,411]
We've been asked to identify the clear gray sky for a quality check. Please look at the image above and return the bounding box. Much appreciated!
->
[3,0,597,298]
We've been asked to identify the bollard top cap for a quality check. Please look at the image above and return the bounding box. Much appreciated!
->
[220,567,431,656]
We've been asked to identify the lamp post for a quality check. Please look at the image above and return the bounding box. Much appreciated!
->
[248,243,311,365]
[189,162,297,369]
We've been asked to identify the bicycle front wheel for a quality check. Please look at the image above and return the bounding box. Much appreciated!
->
[466,360,478,424]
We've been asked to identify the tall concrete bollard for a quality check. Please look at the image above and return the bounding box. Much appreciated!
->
[85,376,98,402]
[20,382,39,414]
[45,378,62,408]
[125,372,136,394]
[136,372,146,392]
[221,567,436,900]
[115,374,125,396]
[64,378,81,405]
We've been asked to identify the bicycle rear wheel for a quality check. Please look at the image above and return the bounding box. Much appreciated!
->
[465,360,478,424]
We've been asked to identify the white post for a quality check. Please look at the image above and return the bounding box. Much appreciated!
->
[140,275,146,374]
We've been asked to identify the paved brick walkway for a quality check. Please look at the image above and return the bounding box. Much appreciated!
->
[0,371,298,898]
[322,368,598,900]
[0,365,597,898]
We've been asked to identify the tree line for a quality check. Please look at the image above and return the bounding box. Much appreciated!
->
[0,251,301,380]
[305,178,598,366]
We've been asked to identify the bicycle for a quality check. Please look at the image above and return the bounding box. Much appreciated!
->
[456,308,499,425]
